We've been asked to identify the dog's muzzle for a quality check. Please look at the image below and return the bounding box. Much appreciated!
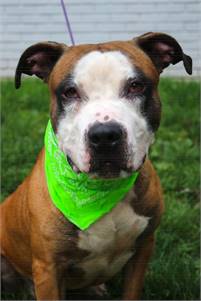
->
[87,122,129,177]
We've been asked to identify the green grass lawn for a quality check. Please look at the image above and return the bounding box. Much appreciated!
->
[1,77,200,300]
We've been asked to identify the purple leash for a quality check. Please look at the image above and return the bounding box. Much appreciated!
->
[60,0,75,46]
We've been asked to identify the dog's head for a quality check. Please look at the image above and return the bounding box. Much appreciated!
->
[15,32,192,178]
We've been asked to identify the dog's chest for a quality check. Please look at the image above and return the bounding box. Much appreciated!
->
[77,201,149,285]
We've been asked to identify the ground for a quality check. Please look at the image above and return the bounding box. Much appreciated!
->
[1,77,200,300]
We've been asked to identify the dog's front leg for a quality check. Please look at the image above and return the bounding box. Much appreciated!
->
[32,258,61,300]
[122,234,155,300]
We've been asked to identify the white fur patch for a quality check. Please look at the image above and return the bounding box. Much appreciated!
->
[56,50,154,174]
[77,201,149,286]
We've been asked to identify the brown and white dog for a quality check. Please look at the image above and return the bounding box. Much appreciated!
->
[1,32,192,300]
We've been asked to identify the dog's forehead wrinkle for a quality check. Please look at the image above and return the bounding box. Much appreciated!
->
[74,50,133,72]
[73,50,135,96]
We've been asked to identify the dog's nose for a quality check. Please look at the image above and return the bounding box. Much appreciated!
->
[88,122,123,151]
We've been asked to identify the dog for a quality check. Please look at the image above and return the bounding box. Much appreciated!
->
[1,32,192,300]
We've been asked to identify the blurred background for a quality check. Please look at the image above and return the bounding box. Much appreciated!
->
[1,0,200,77]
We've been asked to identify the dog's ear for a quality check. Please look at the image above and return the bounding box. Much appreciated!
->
[134,32,192,75]
[15,41,67,89]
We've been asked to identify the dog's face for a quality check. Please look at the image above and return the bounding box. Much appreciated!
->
[15,32,192,178]
[52,46,159,178]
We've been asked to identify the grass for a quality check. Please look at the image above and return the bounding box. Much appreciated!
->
[1,77,200,300]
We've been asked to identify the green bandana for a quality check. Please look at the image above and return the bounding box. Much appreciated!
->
[44,120,139,230]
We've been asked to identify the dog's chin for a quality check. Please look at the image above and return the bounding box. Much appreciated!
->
[88,161,134,179]
[90,168,122,179]
[88,170,132,179]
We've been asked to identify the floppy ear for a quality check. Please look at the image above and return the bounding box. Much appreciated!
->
[134,32,192,75]
[15,41,67,89]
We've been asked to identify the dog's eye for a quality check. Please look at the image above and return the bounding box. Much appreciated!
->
[128,81,145,95]
[62,87,80,100]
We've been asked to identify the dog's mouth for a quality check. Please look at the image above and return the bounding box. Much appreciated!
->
[88,151,132,179]
[67,155,129,179]
[67,153,146,179]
